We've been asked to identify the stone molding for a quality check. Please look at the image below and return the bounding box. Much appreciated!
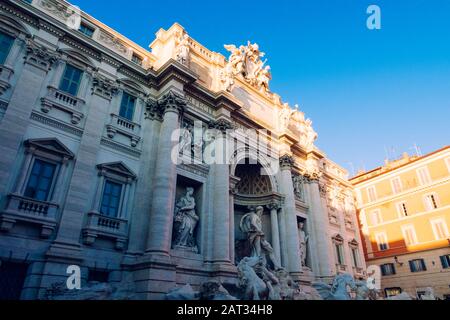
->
[91,73,119,100]
[24,38,59,72]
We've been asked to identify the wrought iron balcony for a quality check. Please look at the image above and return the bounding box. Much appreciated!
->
[82,211,128,250]
[0,194,58,238]
[40,86,85,124]
[105,114,141,147]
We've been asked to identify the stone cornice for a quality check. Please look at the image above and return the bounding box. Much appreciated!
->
[153,59,198,90]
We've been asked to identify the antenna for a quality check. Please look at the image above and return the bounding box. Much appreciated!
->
[414,143,422,157]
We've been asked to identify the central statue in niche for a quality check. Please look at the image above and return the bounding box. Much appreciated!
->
[173,187,199,252]
[240,206,281,270]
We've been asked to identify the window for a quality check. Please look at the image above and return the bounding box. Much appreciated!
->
[119,92,136,121]
[424,193,439,211]
[440,255,450,269]
[79,23,95,37]
[24,159,56,201]
[396,201,408,218]
[0,31,14,65]
[59,64,83,96]
[409,259,427,272]
[335,243,344,265]
[131,53,143,66]
[385,287,402,298]
[430,219,449,240]
[401,225,418,246]
[391,177,403,194]
[351,247,360,267]
[367,186,377,202]
[370,209,382,226]
[380,263,396,276]
[100,180,123,217]
[375,232,389,251]
[417,167,431,186]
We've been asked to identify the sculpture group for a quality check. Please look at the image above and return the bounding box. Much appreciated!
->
[222,42,272,95]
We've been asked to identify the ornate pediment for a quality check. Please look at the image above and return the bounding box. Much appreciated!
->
[97,162,137,180]
[24,138,75,159]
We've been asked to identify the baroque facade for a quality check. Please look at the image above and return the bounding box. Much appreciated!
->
[0,0,365,299]
[351,147,450,300]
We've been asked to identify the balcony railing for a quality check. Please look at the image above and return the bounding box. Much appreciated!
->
[0,194,58,238]
[82,211,128,250]
[40,86,85,124]
[105,114,141,147]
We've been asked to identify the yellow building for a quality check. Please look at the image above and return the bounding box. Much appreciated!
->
[350,146,450,299]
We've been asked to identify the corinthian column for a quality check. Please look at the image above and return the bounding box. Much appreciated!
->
[278,155,302,275]
[209,119,234,265]
[305,172,333,278]
[267,201,281,267]
[146,91,186,256]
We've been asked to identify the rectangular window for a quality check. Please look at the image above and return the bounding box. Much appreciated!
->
[335,244,344,265]
[391,177,403,194]
[430,219,449,240]
[100,180,123,217]
[440,255,450,269]
[417,167,431,186]
[0,31,14,65]
[409,259,427,272]
[79,23,95,37]
[367,186,377,202]
[119,92,136,121]
[351,247,359,267]
[59,64,83,96]
[424,193,439,211]
[396,202,408,218]
[401,225,418,246]
[24,159,56,201]
[370,209,382,226]
[375,232,389,251]
[380,263,396,276]
[131,53,143,66]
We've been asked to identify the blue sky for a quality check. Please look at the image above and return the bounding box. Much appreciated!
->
[71,0,450,175]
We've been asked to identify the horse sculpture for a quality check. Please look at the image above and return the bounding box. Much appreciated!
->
[312,273,357,300]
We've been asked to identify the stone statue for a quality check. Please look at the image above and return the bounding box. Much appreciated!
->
[420,287,436,300]
[312,273,357,300]
[304,119,318,149]
[240,206,281,270]
[223,42,272,94]
[173,187,199,251]
[292,175,305,201]
[176,33,190,66]
[257,65,271,95]
[298,221,309,267]
[237,256,279,300]
[279,103,294,132]
[179,123,193,157]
